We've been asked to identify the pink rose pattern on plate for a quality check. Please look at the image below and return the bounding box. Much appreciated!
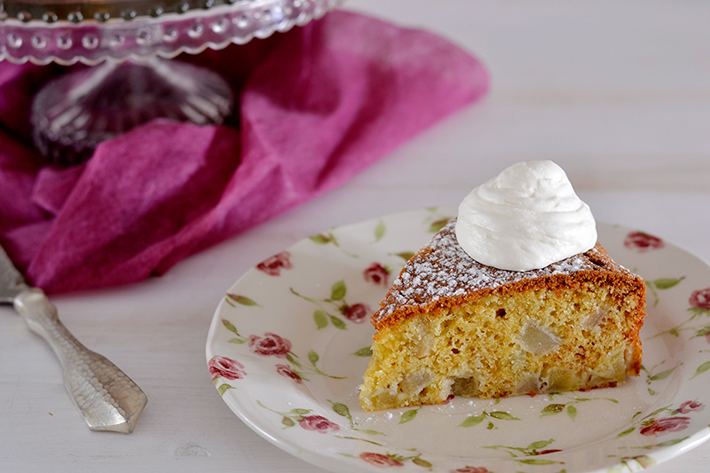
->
[276,364,303,384]
[299,415,340,433]
[219,319,341,382]
[208,356,245,381]
[653,286,710,380]
[632,400,705,437]
[363,262,390,286]
[675,400,703,414]
[624,231,664,251]
[452,468,490,473]
[687,288,710,352]
[290,281,371,330]
[257,401,339,434]
[257,251,293,276]
[249,332,292,358]
[358,451,433,468]
[690,288,710,310]
[359,452,404,468]
[640,417,691,436]
[341,303,369,323]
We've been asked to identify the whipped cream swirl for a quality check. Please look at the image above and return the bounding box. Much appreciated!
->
[455,160,597,271]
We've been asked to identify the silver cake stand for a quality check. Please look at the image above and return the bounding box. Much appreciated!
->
[0,0,340,163]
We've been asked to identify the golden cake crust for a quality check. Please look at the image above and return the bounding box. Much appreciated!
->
[371,221,646,373]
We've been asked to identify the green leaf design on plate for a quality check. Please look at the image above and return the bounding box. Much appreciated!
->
[460,413,486,427]
[488,411,519,420]
[353,346,373,357]
[690,307,710,316]
[399,409,418,424]
[541,403,566,416]
[429,217,451,233]
[527,439,554,450]
[309,234,333,244]
[649,367,675,381]
[357,429,385,436]
[374,221,386,242]
[329,315,347,330]
[695,326,710,337]
[290,408,311,415]
[331,402,351,418]
[411,457,432,468]
[228,337,246,344]
[486,421,495,430]
[335,435,384,446]
[653,277,685,289]
[308,350,320,365]
[617,426,635,437]
[226,293,258,306]
[221,319,239,335]
[313,310,328,329]
[642,404,672,421]
[282,416,295,427]
[286,352,301,367]
[517,459,560,465]
[330,280,347,301]
[692,361,710,378]
[566,404,577,419]
[217,383,232,396]
[395,251,415,261]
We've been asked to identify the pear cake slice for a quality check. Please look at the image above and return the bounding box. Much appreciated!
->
[359,220,646,411]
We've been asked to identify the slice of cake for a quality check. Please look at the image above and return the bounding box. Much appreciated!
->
[359,161,646,411]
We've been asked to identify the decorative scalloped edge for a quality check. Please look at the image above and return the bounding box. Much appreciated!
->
[0,0,340,65]
[1,0,295,25]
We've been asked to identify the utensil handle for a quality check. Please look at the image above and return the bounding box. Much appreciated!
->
[14,288,147,433]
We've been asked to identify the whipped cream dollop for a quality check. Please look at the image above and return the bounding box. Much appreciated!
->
[455,160,597,271]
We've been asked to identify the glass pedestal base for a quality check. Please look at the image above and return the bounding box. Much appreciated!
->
[31,58,233,165]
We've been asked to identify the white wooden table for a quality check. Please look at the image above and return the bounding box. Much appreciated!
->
[1,1,708,472]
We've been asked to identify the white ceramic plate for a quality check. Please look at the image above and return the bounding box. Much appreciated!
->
[205,208,710,473]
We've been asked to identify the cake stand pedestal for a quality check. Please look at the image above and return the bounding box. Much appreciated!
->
[0,0,339,164]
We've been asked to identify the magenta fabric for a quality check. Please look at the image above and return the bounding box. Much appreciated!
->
[0,10,488,294]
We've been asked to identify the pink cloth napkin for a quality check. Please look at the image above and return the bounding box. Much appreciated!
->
[0,10,488,294]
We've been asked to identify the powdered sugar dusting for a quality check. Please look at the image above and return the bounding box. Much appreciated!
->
[373,220,617,323]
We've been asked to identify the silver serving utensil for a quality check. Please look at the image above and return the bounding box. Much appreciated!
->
[0,246,147,433]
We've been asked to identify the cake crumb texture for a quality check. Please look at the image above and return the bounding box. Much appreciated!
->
[359,220,646,411]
